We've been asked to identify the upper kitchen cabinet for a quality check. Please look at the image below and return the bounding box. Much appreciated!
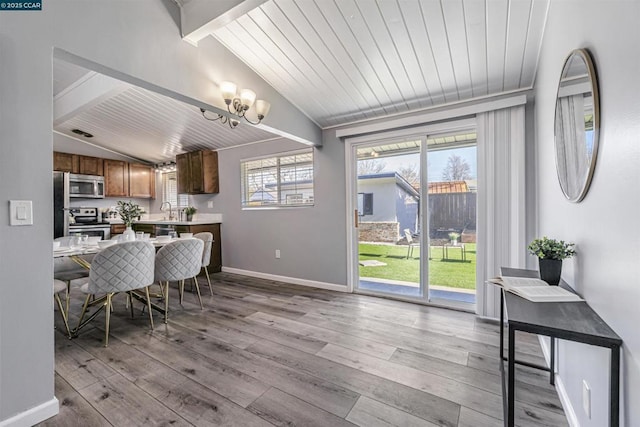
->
[104,159,129,197]
[78,155,103,176]
[177,150,219,194]
[129,163,155,199]
[53,151,78,173]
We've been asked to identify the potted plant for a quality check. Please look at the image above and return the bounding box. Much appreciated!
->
[184,206,197,222]
[449,232,460,245]
[116,201,144,241]
[527,237,576,285]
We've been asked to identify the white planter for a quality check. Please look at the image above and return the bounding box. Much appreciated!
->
[122,226,136,242]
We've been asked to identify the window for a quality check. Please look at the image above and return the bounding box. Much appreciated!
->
[241,148,314,208]
[162,171,188,208]
[357,192,373,216]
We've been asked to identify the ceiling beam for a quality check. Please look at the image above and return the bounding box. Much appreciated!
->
[180,0,268,46]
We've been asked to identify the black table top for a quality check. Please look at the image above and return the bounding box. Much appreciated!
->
[501,267,622,348]
[504,293,622,347]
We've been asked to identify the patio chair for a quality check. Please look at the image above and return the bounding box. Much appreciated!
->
[404,229,419,259]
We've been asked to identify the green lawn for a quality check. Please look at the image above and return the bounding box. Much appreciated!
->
[359,243,476,290]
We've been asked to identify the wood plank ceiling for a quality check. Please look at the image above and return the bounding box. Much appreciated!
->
[53,63,279,164]
[212,0,549,128]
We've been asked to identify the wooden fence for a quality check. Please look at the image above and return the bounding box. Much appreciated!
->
[428,192,476,237]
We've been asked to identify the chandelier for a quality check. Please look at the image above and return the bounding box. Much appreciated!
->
[154,162,176,173]
[200,81,271,129]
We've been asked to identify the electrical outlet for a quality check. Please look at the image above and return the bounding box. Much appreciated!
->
[207,201,214,208]
[582,380,591,419]
[275,249,281,259]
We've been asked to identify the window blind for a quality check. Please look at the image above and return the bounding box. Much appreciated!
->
[162,171,188,208]
[241,149,314,208]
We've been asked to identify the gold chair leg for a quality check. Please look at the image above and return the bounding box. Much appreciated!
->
[65,281,71,317]
[145,286,154,330]
[204,266,213,296]
[179,280,184,305]
[164,281,169,324]
[128,292,135,318]
[76,294,92,331]
[193,277,203,310]
[104,293,112,347]
[54,293,71,338]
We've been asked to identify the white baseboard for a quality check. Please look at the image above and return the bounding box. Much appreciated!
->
[221,267,349,293]
[0,398,59,427]
[538,336,579,427]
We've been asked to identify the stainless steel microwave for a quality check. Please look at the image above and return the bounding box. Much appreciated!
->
[68,173,105,198]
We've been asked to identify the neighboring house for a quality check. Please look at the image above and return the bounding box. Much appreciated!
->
[357,172,419,242]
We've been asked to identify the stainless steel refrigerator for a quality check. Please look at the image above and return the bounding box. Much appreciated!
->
[53,171,70,238]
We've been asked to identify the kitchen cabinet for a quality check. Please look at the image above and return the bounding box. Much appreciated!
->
[53,152,78,173]
[104,160,129,197]
[55,152,154,198]
[131,223,154,235]
[78,155,103,176]
[176,150,219,194]
[129,163,155,198]
[111,224,126,235]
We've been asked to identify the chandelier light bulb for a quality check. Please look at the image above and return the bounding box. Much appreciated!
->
[239,88,256,109]
[255,99,271,120]
[220,81,237,103]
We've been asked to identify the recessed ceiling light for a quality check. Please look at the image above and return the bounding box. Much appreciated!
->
[71,128,94,138]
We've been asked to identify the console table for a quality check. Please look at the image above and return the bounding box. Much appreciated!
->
[498,268,622,427]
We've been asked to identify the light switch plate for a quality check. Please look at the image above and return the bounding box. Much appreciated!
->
[9,200,33,226]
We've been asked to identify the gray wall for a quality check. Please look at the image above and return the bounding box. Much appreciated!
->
[192,131,348,286]
[0,0,319,423]
[533,1,640,425]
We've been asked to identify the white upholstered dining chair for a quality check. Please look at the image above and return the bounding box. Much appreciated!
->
[154,238,205,322]
[75,241,155,347]
[53,279,71,338]
[53,236,93,314]
[194,232,214,296]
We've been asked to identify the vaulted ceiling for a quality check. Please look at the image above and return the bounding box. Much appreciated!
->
[211,0,549,127]
[53,0,549,163]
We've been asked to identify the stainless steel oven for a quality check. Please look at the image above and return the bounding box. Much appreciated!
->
[68,207,111,240]
[68,224,111,240]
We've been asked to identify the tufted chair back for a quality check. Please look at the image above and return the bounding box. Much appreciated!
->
[87,241,155,295]
[193,232,213,268]
[154,239,204,282]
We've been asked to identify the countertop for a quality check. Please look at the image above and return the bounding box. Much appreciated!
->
[104,213,223,225]
[135,219,222,226]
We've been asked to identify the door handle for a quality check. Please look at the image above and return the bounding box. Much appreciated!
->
[354,209,359,228]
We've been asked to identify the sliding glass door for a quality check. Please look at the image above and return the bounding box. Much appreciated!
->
[355,140,424,299]
[348,121,477,309]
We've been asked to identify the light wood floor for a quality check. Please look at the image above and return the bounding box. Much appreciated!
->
[42,272,567,427]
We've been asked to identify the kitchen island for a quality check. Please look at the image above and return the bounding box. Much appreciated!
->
[118,217,223,273]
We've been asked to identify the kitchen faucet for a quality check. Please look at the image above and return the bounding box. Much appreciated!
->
[160,201,175,221]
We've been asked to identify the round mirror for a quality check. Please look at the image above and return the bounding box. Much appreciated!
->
[554,49,600,202]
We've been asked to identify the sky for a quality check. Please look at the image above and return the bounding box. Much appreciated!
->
[363,146,477,182]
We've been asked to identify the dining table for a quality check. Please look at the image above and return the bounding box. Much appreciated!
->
[53,237,192,334]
